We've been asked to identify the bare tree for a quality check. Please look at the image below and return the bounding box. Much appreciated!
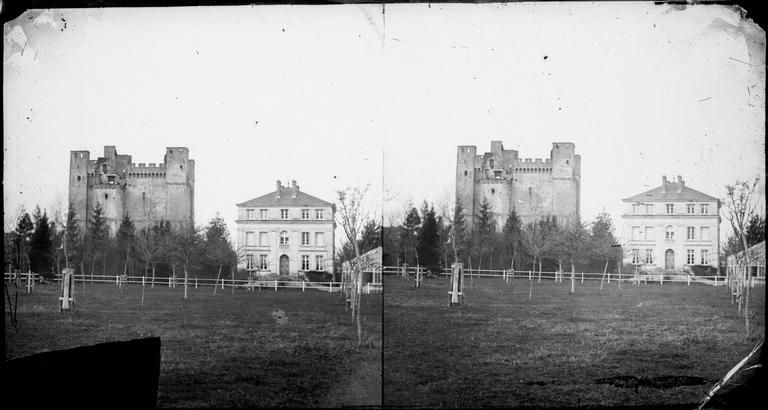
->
[336,185,371,349]
[167,217,203,300]
[723,176,761,336]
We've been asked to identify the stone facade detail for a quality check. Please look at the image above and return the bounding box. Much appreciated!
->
[235,180,335,277]
[620,175,720,274]
[455,141,581,229]
[68,146,195,236]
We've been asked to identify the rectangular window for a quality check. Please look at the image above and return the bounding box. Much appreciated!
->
[315,232,324,247]
[246,232,255,246]
[301,209,310,219]
[700,204,709,214]
[687,249,695,264]
[700,226,710,241]
[280,209,289,219]
[686,204,695,214]
[645,226,654,241]
[259,232,268,246]
[315,255,323,271]
[246,209,255,219]
[246,254,255,270]
[645,204,653,214]
[666,204,674,214]
[631,226,641,240]
[259,255,268,270]
[301,255,310,271]
[315,209,324,219]
[665,227,675,241]
[632,249,640,264]
[301,232,310,246]
[700,249,708,265]
[687,226,695,240]
[260,209,268,219]
[632,204,640,214]
[645,249,653,264]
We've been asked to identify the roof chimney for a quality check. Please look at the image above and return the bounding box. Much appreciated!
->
[291,180,299,198]
[676,175,684,193]
[661,175,667,193]
[276,180,282,198]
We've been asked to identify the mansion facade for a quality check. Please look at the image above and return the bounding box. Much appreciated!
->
[235,180,335,277]
[621,175,720,274]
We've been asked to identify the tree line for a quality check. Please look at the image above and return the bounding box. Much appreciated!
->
[4,202,240,282]
[384,196,625,276]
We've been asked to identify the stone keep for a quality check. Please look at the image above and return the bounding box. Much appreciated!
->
[68,146,195,236]
[455,141,581,229]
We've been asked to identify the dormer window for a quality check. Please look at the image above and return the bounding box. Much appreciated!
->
[316,209,325,219]
[700,204,709,214]
[102,163,107,173]
[246,209,255,219]
[686,204,695,214]
[280,209,289,219]
[301,209,310,219]
[260,209,268,219]
[666,204,674,214]
[489,159,495,168]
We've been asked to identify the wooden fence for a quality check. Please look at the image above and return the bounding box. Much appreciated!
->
[381,266,765,287]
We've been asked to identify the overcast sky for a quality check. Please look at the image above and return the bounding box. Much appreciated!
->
[4,3,765,245]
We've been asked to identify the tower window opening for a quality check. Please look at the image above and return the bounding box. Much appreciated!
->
[180,164,183,170]
[77,176,81,182]
[104,194,108,200]
[491,189,495,194]
[464,170,468,176]
[102,164,107,173]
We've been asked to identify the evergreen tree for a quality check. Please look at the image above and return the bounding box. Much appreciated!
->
[451,200,467,263]
[29,207,53,274]
[401,206,421,265]
[474,196,495,270]
[64,203,81,269]
[13,212,34,272]
[116,215,137,275]
[416,203,441,271]
[358,219,382,254]
[203,216,235,282]
[501,209,522,271]
[87,202,109,276]
[746,214,765,248]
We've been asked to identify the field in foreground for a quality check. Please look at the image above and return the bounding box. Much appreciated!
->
[383,274,764,408]
[5,281,382,407]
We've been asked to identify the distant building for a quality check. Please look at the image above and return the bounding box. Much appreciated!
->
[456,141,581,228]
[621,175,720,274]
[726,241,765,280]
[235,180,335,277]
[68,146,195,235]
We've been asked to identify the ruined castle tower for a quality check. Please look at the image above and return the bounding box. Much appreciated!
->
[68,146,195,236]
[455,141,580,229]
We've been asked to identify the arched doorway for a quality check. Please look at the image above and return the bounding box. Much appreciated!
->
[665,249,675,271]
[279,255,289,276]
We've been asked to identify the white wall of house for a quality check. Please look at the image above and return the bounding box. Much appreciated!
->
[620,200,720,272]
[235,205,334,276]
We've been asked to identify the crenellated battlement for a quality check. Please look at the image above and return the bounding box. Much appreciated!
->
[69,146,194,237]
[456,141,580,229]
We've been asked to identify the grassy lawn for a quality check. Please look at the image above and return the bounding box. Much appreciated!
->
[5,281,381,408]
[383,274,764,408]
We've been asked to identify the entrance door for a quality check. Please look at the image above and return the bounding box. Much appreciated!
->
[279,255,289,276]
[665,249,675,271]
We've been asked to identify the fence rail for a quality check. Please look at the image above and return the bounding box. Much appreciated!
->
[37,273,382,295]
[381,266,765,287]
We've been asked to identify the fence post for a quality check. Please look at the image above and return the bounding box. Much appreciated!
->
[302,281,305,292]
[581,272,584,283]
[529,270,532,280]
[329,281,332,293]
[688,274,691,286]
[116,275,119,285]
[195,277,198,289]
[274,279,277,291]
